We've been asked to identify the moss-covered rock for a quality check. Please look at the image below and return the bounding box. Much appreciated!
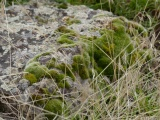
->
[22,16,152,119]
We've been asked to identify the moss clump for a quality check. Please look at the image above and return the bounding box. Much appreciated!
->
[46,58,56,69]
[46,69,71,88]
[56,26,77,36]
[44,99,66,120]
[58,79,71,88]
[46,69,65,82]
[127,21,148,37]
[72,55,90,79]
[57,35,74,44]
[66,18,81,25]
[58,3,68,9]
[32,94,45,105]
[24,73,37,84]
[83,18,147,80]
[24,62,48,80]
[35,16,48,24]
[56,63,76,81]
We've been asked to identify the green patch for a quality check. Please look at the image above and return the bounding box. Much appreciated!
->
[24,62,48,80]
[46,58,56,69]
[65,18,81,25]
[55,26,77,36]
[35,16,48,24]
[44,99,66,120]
[32,94,45,105]
[57,35,74,44]
[72,55,90,79]
[58,3,68,9]
[56,63,76,81]
[24,73,37,84]
[58,79,71,88]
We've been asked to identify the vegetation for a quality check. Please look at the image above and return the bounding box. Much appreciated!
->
[0,0,29,6]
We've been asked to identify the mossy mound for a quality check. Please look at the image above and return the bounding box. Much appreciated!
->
[44,99,66,120]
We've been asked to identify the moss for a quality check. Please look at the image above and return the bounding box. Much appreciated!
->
[56,63,76,81]
[84,19,138,80]
[58,79,71,89]
[44,99,66,120]
[66,18,81,25]
[72,55,89,79]
[46,69,64,82]
[24,73,37,84]
[32,94,45,105]
[57,35,74,44]
[35,16,48,24]
[46,58,56,69]
[127,21,148,37]
[40,88,50,95]
[55,26,77,36]
[58,3,68,9]
[24,62,48,80]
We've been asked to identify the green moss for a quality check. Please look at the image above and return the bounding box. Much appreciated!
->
[40,88,50,95]
[35,16,48,24]
[127,21,148,37]
[24,62,48,80]
[24,73,37,84]
[57,35,74,44]
[4,0,30,6]
[83,19,139,80]
[56,26,77,36]
[66,18,81,25]
[46,69,64,82]
[58,79,71,88]
[46,58,56,69]
[32,94,45,105]
[56,63,76,81]
[44,99,66,120]
[58,3,68,9]
[72,55,89,79]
